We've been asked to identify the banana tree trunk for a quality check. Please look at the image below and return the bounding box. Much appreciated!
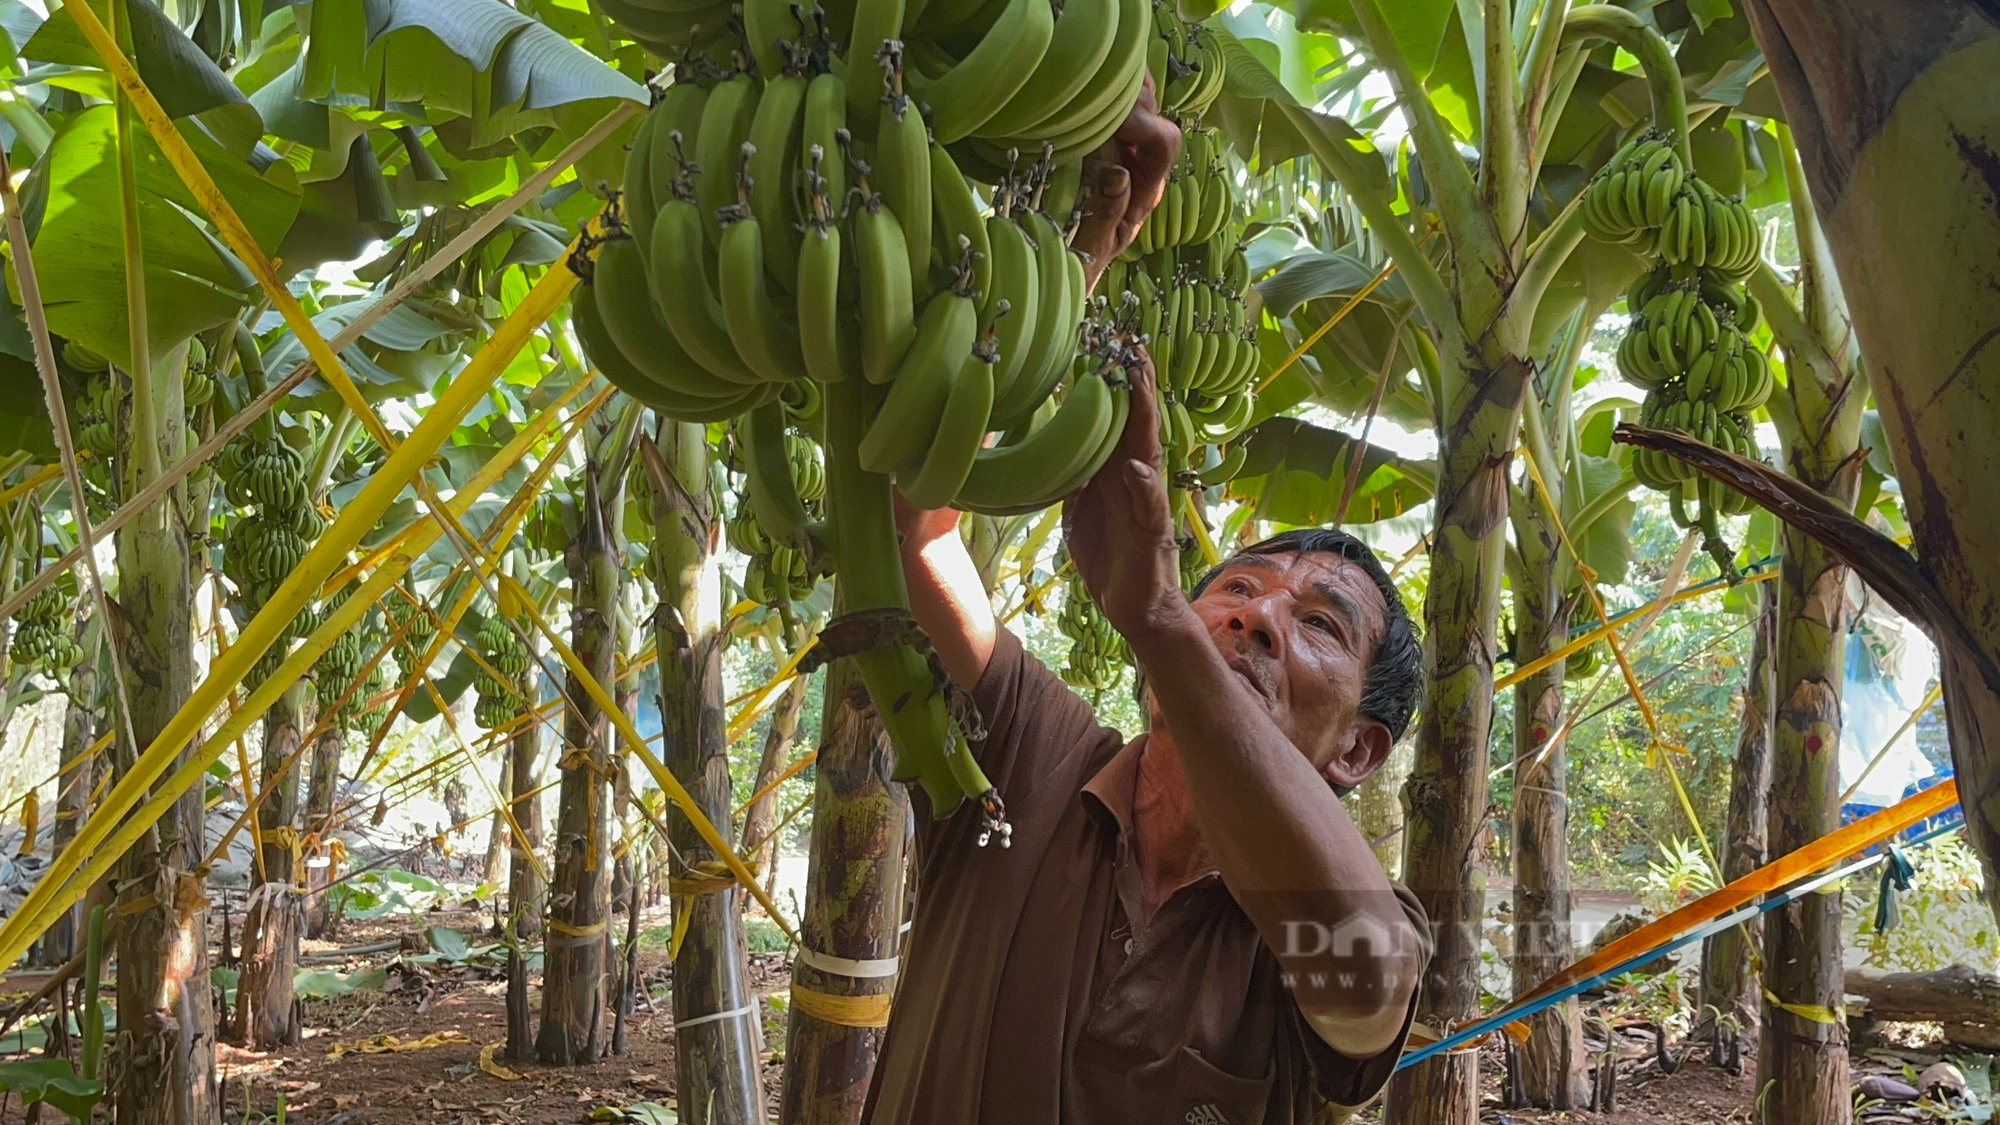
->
[506,663,544,1063]
[1700,586,1774,1043]
[1507,510,1584,1109]
[539,472,620,1066]
[1741,1,2000,925]
[37,660,98,968]
[484,766,511,892]
[742,674,808,881]
[1386,359,1529,1125]
[1349,741,1412,878]
[233,683,308,1048]
[648,426,767,1123]
[779,656,909,1125]
[1759,476,1858,1124]
[110,357,214,1125]
[301,728,345,939]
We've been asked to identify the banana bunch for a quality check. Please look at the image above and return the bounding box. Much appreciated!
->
[569,28,1161,832]
[1654,177,1759,278]
[313,587,382,732]
[1129,127,1233,256]
[1616,273,1774,412]
[70,372,116,458]
[183,337,215,409]
[1580,133,1687,245]
[8,581,83,675]
[385,590,437,679]
[787,432,826,502]
[1150,1,1226,119]
[63,340,109,373]
[1565,641,1603,678]
[471,615,531,731]
[1100,233,1257,481]
[218,435,324,641]
[1056,576,1124,691]
[222,435,310,511]
[728,505,821,605]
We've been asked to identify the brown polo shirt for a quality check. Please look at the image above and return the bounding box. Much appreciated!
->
[861,629,1428,1125]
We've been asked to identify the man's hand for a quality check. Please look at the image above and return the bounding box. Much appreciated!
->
[1070,74,1182,293]
[1061,349,1189,643]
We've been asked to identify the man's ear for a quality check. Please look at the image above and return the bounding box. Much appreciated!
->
[1323,718,1394,791]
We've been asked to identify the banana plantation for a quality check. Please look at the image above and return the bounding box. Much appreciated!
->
[0,0,1997,1121]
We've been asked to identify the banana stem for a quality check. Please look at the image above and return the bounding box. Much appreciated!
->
[823,379,997,821]
[1561,5,1690,165]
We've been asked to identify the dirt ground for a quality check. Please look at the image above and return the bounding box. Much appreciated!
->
[210,904,791,1124]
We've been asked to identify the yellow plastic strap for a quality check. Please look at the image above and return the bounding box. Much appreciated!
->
[1183,492,1221,566]
[1493,568,1778,694]
[1764,988,1842,1026]
[1516,446,1722,878]
[1256,255,1404,393]
[732,748,820,817]
[0,462,60,509]
[725,637,822,743]
[326,1031,471,1058]
[790,984,893,1028]
[546,918,607,948]
[668,871,742,897]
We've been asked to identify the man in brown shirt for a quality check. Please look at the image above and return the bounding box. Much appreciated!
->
[858,82,1432,1125]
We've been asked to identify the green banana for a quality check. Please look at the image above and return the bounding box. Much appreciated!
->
[896,341,996,508]
[954,366,1118,512]
[981,212,1041,407]
[742,398,813,544]
[930,142,990,300]
[874,50,935,291]
[858,285,980,471]
[853,182,918,383]
[694,73,762,246]
[747,72,810,292]
[718,191,808,383]
[796,163,856,384]
[648,197,763,385]
[621,103,664,248]
[845,0,909,117]
[800,73,849,209]
[909,0,1058,144]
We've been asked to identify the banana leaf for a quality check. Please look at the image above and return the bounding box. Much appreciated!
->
[1227,415,1434,526]
[17,104,301,369]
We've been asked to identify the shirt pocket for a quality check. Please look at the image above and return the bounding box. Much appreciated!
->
[1172,1044,1276,1125]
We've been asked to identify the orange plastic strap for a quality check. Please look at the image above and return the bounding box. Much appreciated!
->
[1513,778,1959,1010]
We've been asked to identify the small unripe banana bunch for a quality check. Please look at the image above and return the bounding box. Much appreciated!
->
[1581,133,1687,246]
[7,579,83,676]
[1056,575,1124,691]
[471,615,531,730]
[1151,2,1227,119]
[1130,127,1234,256]
[71,372,116,457]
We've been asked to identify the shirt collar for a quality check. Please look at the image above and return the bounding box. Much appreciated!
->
[1081,733,1147,838]
[1081,734,1224,896]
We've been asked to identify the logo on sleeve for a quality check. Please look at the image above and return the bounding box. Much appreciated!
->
[1184,1105,1232,1125]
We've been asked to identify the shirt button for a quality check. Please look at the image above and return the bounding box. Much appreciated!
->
[1123,938,1133,955]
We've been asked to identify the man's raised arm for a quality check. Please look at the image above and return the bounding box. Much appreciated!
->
[893,499,999,692]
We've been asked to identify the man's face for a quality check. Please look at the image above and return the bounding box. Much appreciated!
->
[1181,550,1391,780]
